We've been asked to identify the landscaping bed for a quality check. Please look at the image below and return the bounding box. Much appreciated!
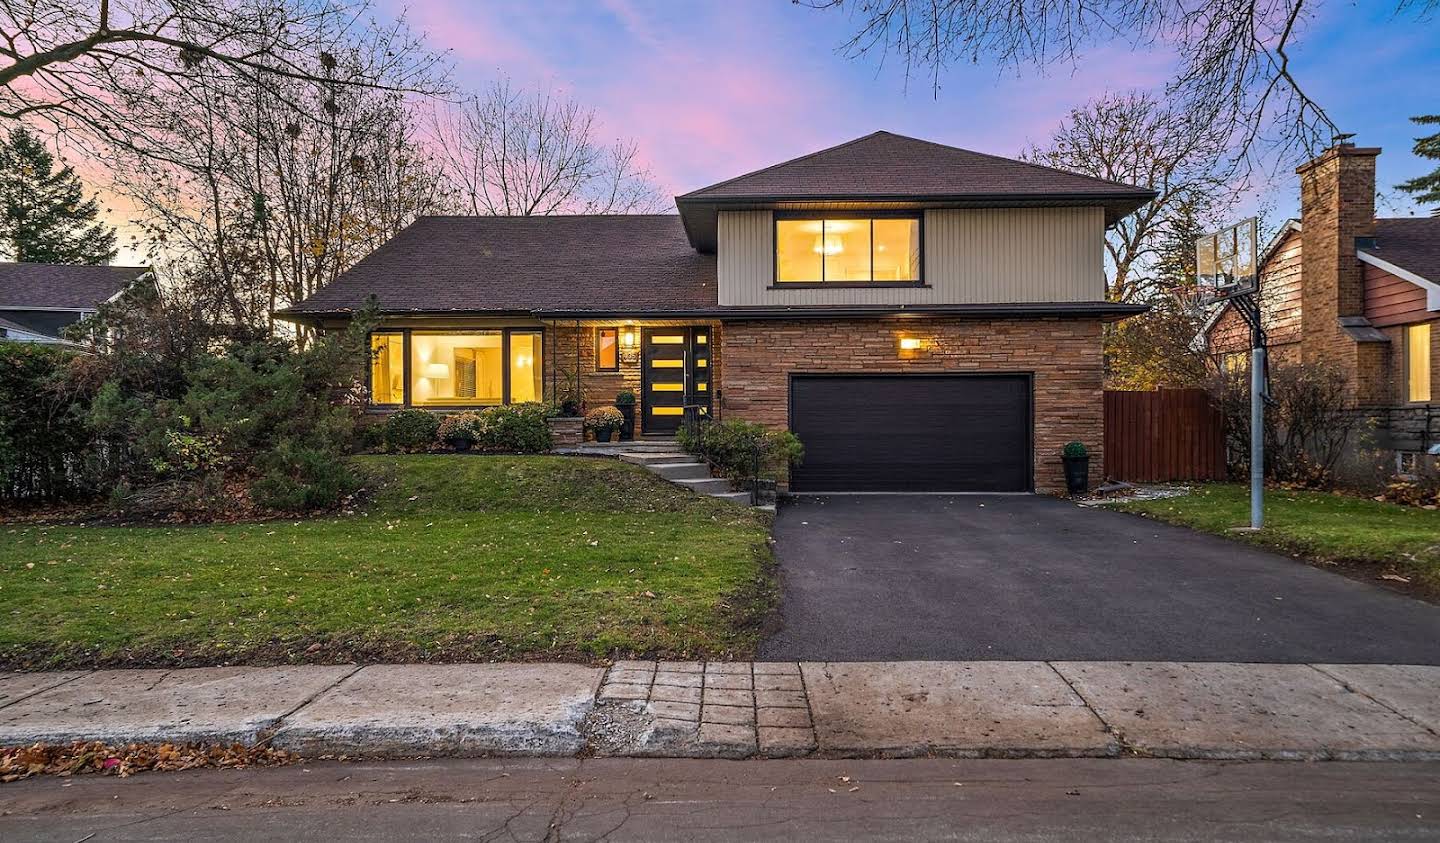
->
[1114,483,1440,597]
[0,455,775,669]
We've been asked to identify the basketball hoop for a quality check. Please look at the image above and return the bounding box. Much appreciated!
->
[1195,217,1266,530]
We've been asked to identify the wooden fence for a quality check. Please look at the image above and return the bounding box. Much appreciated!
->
[1103,388,1226,482]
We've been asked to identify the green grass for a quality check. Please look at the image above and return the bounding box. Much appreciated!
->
[0,456,775,669]
[1115,483,1440,590]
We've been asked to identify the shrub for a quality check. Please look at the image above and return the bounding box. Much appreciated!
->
[585,405,624,434]
[614,389,636,406]
[1210,360,1359,488]
[0,342,99,502]
[436,412,484,449]
[1063,441,1088,458]
[383,409,439,453]
[251,445,361,511]
[682,419,803,483]
[475,403,553,453]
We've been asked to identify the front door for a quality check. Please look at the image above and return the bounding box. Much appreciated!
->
[641,327,712,435]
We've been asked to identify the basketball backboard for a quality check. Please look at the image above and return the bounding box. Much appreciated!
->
[1194,218,1258,305]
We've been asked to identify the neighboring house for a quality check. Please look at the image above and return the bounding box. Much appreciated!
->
[281,131,1152,492]
[1206,142,1440,472]
[0,262,149,346]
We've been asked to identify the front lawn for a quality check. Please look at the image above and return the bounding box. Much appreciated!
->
[1115,483,1440,592]
[0,456,774,669]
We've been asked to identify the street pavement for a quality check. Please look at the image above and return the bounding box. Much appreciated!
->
[3,756,1439,841]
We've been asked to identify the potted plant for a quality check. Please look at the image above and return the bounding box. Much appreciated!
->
[585,405,624,443]
[614,390,637,440]
[437,412,483,452]
[1062,441,1090,494]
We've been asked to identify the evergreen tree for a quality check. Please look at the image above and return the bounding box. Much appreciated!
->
[1397,114,1440,207]
[0,127,117,264]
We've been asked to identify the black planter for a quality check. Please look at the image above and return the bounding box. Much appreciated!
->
[450,438,473,452]
[595,428,614,443]
[617,404,635,440]
[1063,455,1090,495]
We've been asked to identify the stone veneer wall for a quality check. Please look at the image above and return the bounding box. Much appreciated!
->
[719,317,1105,492]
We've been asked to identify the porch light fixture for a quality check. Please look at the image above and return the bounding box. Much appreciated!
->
[898,337,923,351]
[620,329,638,348]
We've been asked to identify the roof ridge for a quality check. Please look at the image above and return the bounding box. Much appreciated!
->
[890,132,1156,193]
[676,131,890,199]
[414,213,680,220]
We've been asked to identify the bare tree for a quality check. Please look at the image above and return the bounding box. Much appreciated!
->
[805,0,1439,163]
[0,0,446,161]
[430,80,664,216]
[1024,91,1236,304]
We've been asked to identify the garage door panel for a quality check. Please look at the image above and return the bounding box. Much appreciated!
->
[789,374,1031,492]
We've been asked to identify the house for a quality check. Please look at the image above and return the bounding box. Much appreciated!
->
[0,262,149,345]
[281,131,1153,492]
[1206,142,1440,473]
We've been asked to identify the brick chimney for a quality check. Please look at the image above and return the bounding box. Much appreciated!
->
[1296,142,1380,379]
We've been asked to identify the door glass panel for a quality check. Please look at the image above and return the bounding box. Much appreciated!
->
[370,333,404,405]
[651,335,685,344]
[411,331,503,406]
[823,219,871,282]
[695,358,707,368]
[652,383,683,391]
[696,334,707,344]
[652,359,683,368]
[509,332,542,403]
[651,407,683,416]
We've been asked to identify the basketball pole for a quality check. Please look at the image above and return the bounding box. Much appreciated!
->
[1250,330,1265,530]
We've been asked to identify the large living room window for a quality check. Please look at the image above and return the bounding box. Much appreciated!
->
[369,329,543,407]
[1408,322,1431,403]
[775,215,920,284]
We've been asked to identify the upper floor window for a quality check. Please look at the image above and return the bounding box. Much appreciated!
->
[775,216,920,284]
[1407,322,1431,403]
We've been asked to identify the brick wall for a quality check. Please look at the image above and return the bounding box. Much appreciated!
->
[549,324,642,412]
[719,316,1105,492]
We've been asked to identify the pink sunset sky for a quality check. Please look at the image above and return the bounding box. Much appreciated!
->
[381,0,1438,207]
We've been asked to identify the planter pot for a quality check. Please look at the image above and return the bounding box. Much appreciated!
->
[595,428,615,443]
[617,404,636,440]
[1063,455,1090,495]
[450,439,473,453]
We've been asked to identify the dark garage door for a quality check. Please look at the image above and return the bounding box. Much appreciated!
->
[788,374,1032,492]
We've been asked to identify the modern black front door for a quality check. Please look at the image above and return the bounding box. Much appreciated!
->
[641,327,712,435]
[788,373,1032,492]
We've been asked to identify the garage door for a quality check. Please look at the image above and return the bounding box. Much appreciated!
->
[788,374,1032,493]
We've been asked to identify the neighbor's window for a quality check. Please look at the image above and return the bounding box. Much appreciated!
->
[1221,351,1248,374]
[370,332,404,405]
[1407,322,1431,403]
[775,216,920,284]
[596,327,618,371]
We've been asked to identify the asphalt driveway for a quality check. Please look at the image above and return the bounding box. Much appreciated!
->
[758,494,1440,663]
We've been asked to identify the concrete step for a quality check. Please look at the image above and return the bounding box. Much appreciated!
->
[673,477,734,495]
[710,491,754,505]
[619,452,690,466]
[646,462,711,481]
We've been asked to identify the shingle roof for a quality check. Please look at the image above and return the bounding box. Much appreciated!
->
[0,263,147,309]
[675,131,1154,249]
[1368,217,1440,284]
[680,130,1155,202]
[283,215,717,316]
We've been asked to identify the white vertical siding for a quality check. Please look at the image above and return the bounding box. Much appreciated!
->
[716,207,1106,306]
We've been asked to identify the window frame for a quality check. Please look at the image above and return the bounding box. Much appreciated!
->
[367,327,545,410]
[595,327,619,372]
[1406,322,1432,404]
[771,211,925,288]
[367,330,406,406]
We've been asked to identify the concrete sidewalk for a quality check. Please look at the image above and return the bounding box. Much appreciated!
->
[2,661,1439,762]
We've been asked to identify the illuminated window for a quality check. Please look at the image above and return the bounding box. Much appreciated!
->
[775,216,920,284]
[370,333,404,405]
[1407,323,1431,403]
[596,328,618,371]
[510,331,542,403]
[1221,352,1249,374]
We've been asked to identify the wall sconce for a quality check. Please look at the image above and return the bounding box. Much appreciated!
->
[620,329,637,348]
[898,337,923,351]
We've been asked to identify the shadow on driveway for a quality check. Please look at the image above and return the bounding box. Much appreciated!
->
[758,494,1440,664]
